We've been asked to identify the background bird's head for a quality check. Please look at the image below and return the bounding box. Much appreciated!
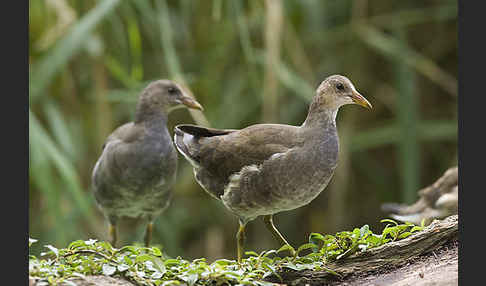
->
[315,75,372,111]
[138,79,203,114]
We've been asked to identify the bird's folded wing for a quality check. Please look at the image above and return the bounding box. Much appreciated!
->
[102,123,144,150]
[176,123,304,179]
[95,122,145,180]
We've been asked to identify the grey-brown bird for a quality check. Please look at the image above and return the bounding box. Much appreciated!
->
[174,75,371,262]
[381,166,458,225]
[92,79,203,247]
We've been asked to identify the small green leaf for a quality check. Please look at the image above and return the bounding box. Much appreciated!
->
[123,255,133,266]
[381,226,396,238]
[245,251,259,257]
[45,245,59,257]
[296,243,318,256]
[152,257,166,272]
[119,245,137,254]
[181,271,198,286]
[359,224,370,238]
[29,238,38,247]
[213,259,234,266]
[164,259,181,267]
[309,232,325,243]
[410,225,424,233]
[398,232,412,239]
[151,247,162,256]
[68,240,85,249]
[117,264,129,272]
[84,239,97,246]
[161,281,181,286]
[276,244,295,254]
[98,241,113,252]
[380,219,399,226]
[135,254,152,263]
[102,264,116,276]
[262,249,277,258]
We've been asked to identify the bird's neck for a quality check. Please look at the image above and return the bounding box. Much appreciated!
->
[134,100,168,125]
[301,99,338,129]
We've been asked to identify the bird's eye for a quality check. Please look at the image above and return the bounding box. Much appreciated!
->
[336,83,345,91]
[168,87,178,95]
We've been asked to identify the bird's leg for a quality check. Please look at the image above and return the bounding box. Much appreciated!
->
[144,220,154,247]
[262,214,295,256]
[236,219,247,263]
[109,223,118,248]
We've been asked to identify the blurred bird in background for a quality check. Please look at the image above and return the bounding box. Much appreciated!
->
[91,80,203,247]
[381,166,458,225]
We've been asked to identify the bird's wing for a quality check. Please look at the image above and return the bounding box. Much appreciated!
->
[101,122,143,150]
[174,123,304,180]
[93,122,145,185]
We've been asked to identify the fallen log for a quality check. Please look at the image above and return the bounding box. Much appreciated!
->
[268,215,458,285]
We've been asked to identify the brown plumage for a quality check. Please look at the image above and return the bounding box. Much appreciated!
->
[174,75,372,261]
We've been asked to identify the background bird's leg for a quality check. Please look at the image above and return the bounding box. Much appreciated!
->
[109,224,117,247]
[108,216,118,247]
[263,214,295,256]
[144,218,154,247]
[236,218,247,263]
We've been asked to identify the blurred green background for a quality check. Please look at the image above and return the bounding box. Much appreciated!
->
[29,0,457,261]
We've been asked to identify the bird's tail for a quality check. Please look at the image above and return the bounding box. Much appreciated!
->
[174,125,199,167]
[174,124,235,168]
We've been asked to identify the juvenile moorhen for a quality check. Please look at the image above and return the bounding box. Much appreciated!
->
[174,75,371,261]
[92,79,203,247]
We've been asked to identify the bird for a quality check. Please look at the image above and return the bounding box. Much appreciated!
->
[91,79,203,247]
[173,74,372,262]
[381,166,458,225]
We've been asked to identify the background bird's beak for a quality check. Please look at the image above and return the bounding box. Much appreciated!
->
[180,95,204,111]
[350,90,372,109]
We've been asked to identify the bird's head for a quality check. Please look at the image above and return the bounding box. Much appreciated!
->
[140,79,204,113]
[315,75,372,110]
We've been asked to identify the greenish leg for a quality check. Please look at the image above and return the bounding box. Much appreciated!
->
[236,219,247,263]
[144,221,154,247]
[263,214,295,256]
[109,223,117,248]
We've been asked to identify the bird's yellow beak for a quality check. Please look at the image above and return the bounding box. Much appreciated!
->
[180,95,204,111]
[351,90,372,109]
[175,82,204,111]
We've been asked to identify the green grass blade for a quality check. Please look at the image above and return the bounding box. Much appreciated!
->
[155,0,210,127]
[349,120,457,152]
[30,0,122,103]
[354,24,457,97]
[29,110,95,219]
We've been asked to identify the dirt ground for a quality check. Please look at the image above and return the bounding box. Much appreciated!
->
[327,239,458,286]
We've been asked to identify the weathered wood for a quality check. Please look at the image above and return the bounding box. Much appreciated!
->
[268,215,458,285]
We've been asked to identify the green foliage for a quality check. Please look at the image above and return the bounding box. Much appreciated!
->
[29,219,424,286]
